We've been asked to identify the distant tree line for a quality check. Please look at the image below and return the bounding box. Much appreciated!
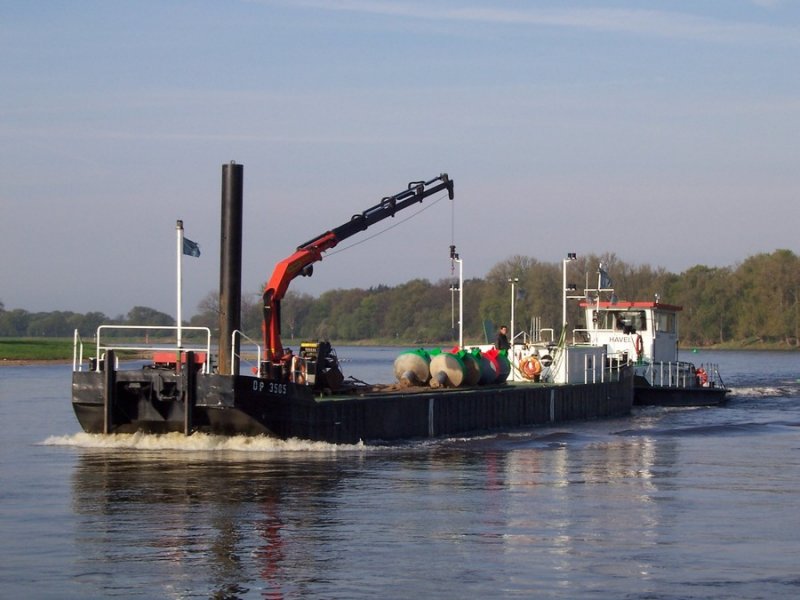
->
[2,250,797,347]
[0,305,174,339]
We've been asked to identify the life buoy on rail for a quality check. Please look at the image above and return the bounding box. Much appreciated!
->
[520,356,542,380]
[291,355,307,385]
[696,367,708,387]
[634,334,644,357]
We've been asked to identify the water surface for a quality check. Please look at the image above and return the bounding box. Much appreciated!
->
[1,349,798,598]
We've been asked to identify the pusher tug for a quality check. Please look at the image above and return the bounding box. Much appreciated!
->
[491,261,728,407]
[578,291,729,407]
[71,163,633,444]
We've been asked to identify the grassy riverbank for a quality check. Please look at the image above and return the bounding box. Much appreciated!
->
[0,338,75,362]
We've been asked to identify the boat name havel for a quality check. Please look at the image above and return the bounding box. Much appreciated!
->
[609,335,633,343]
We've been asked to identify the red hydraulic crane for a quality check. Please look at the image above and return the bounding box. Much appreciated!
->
[261,174,455,366]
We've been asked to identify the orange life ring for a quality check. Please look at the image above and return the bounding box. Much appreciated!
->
[291,355,307,385]
[520,356,542,379]
[696,367,708,386]
[634,334,644,356]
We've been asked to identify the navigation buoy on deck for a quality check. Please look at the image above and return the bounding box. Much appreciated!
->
[393,349,431,386]
[429,352,466,388]
[484,347,511,383]
[495,353,511,382]
[460,352,481,386]
[476,352,497,385]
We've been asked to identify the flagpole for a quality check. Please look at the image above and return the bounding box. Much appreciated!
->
[176,219,184,350]
[596,263,603,321]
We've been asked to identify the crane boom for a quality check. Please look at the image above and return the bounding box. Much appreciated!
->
[262,174,455,363]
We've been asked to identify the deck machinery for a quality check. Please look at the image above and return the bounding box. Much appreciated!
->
[258,172,454,388]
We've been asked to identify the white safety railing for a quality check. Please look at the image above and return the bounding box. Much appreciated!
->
[73,325,212,373]
[582,352,605,384]
[643,361,724,389]
[648,361,685,387]
[538,328,555,343]
[231,330,262,377]
[536,346,623,384]
[72,329,84,372]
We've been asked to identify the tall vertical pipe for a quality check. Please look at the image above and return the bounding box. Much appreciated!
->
[218,161,243,375]
[183,351,196,435]
[103,350,116,434]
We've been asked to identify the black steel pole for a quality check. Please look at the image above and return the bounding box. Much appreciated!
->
[103,350,116,434]
[218,161,243,375]
[183,351,195,435]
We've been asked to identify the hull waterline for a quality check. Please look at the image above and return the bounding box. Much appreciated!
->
[72,367,634,444]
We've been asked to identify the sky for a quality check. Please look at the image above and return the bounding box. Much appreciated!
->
[2,0,798,318]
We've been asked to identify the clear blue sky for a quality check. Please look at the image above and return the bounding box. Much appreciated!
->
[2,0,798,318]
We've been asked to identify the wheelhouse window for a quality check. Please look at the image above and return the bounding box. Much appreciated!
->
[655,311,676,333]
[611,310,647,333]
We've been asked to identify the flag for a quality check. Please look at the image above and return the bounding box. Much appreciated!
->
[183,237,201,258]
[599,264,612,289]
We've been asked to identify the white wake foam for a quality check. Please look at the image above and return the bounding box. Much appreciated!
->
[729,386,797,398]
[40,431,367,453]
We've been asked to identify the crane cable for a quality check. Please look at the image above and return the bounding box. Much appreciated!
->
[324,190,451,258]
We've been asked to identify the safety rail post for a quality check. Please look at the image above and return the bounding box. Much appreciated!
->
[602,352,606,383]
[72,329,84,372]
[715,363,726,389]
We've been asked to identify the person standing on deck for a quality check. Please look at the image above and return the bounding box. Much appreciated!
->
[496,325,510,350]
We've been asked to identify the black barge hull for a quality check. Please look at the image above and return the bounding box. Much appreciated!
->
[633,378,728,407]
[72,367,634,444]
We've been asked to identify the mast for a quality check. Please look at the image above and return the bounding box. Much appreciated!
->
[218,161,244,375]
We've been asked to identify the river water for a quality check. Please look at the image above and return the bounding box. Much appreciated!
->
[1,348,798,599]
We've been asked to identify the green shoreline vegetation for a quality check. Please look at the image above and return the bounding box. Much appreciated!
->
[2,250,798,359]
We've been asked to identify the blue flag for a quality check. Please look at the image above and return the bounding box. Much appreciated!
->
[599,264,612,289]
[183,237,201,258]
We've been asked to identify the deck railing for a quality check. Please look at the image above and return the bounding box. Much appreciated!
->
[231,330,262,377]
[643,361,725,389]
[522,345,623,384]
[72,326,213,374]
